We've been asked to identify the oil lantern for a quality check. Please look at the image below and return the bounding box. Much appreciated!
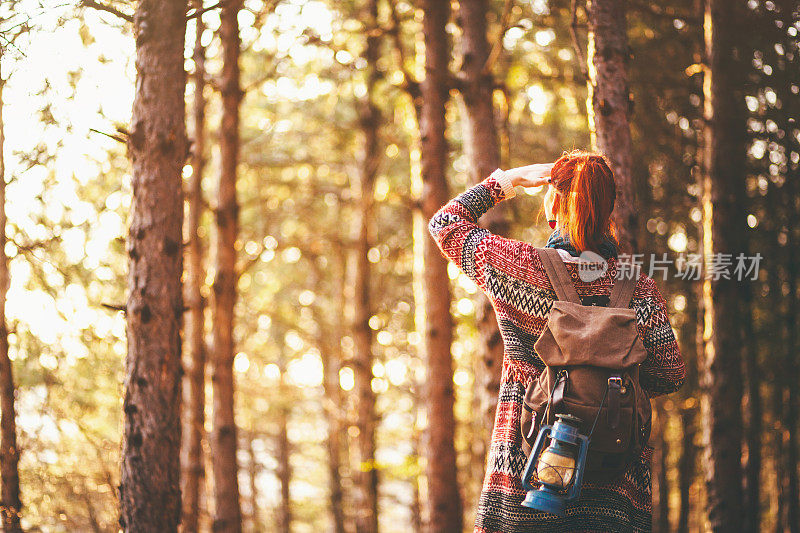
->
[521,413,590,515]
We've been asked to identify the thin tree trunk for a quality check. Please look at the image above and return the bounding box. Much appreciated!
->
[766,223,785,533]
[211,0,244,530]
[247,434,261,531]
[585,0,637,251]
[275,332,292,533]
[782,161,799,533]
[652,401,670,533]
[677,290,699,533]
[312,259,347,533]
[700,1,747,530]
[181,3,208,530]
[120,0,187,529]
[420,1,462,531]
[0,53,22,533]
[351,1,382,531]
[410,425,422,533]
[276,401,291,533]
[677,405,696,533]
[457,0,507,446]
[742,301,761,533]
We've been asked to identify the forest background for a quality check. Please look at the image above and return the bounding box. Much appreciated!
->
[0,0,798,532]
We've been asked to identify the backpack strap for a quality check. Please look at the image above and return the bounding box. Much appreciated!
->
[608,264,641,309]
[537,248,581,304]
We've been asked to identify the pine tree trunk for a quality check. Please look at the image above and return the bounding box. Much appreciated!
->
[120,1,187,529]
[677,293,699,533]
[652,401,670,533]
[211,0,243,529]
[585,0,637,251]
[323,343,347,533]
[0,54,22,533]
[766,226,785,533]
[247,435,261,531]
[276,396,291,533]
[457,0,507,445]
[677,406,696,533]
[782,166,799,533]
[420,1,462,531]
[351,1,382,531]
[742,302,761,533]
[181,4,208,530]
[312,258,347,533]
[700,1,747,530]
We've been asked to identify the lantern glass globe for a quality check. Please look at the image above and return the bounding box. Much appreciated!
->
[536,445,576,487]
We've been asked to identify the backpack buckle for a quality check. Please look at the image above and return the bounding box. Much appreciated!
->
[607,375,622,430]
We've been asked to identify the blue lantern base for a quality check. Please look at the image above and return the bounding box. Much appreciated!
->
[521,486,566,516]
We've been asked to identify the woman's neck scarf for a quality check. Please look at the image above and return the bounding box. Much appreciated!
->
[544,228,619,260]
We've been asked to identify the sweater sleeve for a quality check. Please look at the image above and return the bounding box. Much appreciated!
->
[636,276,686,397]
[427,169,529,294]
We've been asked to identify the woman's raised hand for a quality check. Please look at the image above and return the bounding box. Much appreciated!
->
[506,163,554,189]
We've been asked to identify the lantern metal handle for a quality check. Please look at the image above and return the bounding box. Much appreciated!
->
[521,424,552,491]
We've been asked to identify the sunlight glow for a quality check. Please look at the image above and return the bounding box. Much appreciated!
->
[287,352,323,388]
[339,367,355,391]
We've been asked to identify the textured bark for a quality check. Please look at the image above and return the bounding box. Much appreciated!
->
[585,0,637,251]
[181,4,207,531]
[420,1,462,531]
[700,1,747,530]
[457,0,507,445]
[0,55,22,533]
[120,0,187,529]
[350,2,382,532]
[211,0,243,529]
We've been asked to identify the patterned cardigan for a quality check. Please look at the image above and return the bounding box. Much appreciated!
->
[427,171,685,533]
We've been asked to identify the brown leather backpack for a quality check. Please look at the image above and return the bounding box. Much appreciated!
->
[520,248,652,481]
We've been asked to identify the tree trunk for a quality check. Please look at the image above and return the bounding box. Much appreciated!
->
[120,1,187,529]
[457,0,508,445]
[351,1,382,531]
[677,406,696,533]
[700,1,747,530]
[652,401,670,533]
[211,0,244,529]
[420,1,462,531]
[247,434,261,531]
[677,291,699,533]
[181,4,208,531]
[0,53,22,533]
[585,0,637,251]
[276,398,291,533]
[312,258,347,533]
[782,147,799,533]
[766,227,785,533]
[742,300,761,533]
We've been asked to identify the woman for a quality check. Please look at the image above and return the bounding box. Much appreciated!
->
[427,149,685,532]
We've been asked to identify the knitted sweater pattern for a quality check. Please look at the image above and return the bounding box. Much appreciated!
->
[428,173,686,533]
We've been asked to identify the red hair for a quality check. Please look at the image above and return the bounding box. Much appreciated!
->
[548,149,618,253]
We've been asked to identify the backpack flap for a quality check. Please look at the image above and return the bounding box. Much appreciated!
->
[533,301,647,369]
